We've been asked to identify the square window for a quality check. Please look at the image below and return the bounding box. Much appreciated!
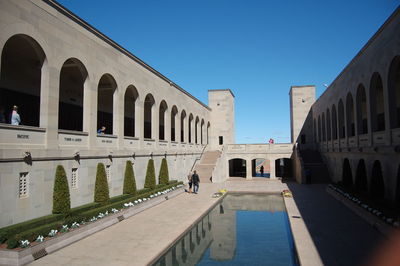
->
[71,168,78,189]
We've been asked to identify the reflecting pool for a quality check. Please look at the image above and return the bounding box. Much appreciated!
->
[153,194,298,266]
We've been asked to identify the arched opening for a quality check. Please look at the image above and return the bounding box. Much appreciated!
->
[58,58,88,131]
[251,158,270,177]
[188,114,193,143]
[97,74,117,134]
[326,108,331,141]
[338,99,345,138]
[200,119,204,144]
[159,100,168,140]
[356,84,368,134]
[322,113,326,141]
[144,94,155,139]
[275,158,292,178]
[346,93,355,137]
[171,105,178,141]
[355,159,368,193]
[229,158,246,177]
[180,110,186,142]
[313,118,317,142]
[332,104,338,140]
[207,122,210,144]
[370,160,385,199]
[124,85,138,137]
[342,158,353,188]
[370,73,385,132]
[0,34,46,126]
[195,116,199,144]
[388,56,400,129]
[318,115,321,142]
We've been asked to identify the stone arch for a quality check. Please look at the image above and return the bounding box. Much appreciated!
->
[251,158,270,177]
[322,112,326,141]
[370,160,385,199]
[195,116,199,144]
[388,56,400,129]
[355,159,368,192]
[275,158,292,178]
[346,92,355,137]
[58,58,88,131]
[144,93,155,139]
[369,72,385,132]
[356,84,368,134]
[97,74,117,134]
[188,113,193,143]
[338,99,345,138]
[326,108,331,141]
[332,104,338,140]
[318,115,321,142]
[207,122,210,144]
[342,158,353,187]
[228,158,246,177]
[159,100,168,140]
[171,105,178,142]
[0,34,46,127]
[200,119,205,144]
[124,85,138,137]
[180,110,186,142]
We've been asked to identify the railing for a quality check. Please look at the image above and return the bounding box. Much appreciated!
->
[226,143,293,153]
[190,144,208,172]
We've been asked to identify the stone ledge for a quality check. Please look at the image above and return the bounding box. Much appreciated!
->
[0,187,184,266]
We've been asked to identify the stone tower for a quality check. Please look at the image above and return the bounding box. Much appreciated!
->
[289,85,315,147]
[208,89,235,149]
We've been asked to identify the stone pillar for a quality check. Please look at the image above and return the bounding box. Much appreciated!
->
[184,116,188,143]
[115,89,123,148]
[246,159,252,180]
[165,108,171,142]
[83,78,94,138]
[152,103,158,140]
[134,99,141,139]
[41,63,59,149]
[269,158,276,179]
[176,112,181,143]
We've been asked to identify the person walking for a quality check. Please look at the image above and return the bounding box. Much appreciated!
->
[10,105,21,125]
[260,165,264,177]
[192,170,200,194]
[187,173,193,193]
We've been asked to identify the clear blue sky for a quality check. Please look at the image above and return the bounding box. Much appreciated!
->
[58,0,398,144]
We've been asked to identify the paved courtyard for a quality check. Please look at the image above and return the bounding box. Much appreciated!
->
[28,179,383,266]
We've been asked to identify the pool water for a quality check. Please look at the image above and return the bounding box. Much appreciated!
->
[153,194,298,266]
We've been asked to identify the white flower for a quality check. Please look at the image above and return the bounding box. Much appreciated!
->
[20,239,30,248]
[48,229,58,237]
[97,213,105,219]
[138,199,142,203]
[105,211,109,216]
[134,200,138,204]
[36,235,44,242]
[61,225,69,232]
[71,222,80,228]
[111,208,119,213]
[157,192,161,195]
[89,217,97,222]
[143,198,147,201]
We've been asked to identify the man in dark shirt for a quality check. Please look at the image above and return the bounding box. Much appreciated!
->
[192,170,200,194]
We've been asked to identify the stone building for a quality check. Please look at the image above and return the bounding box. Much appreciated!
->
[295,6,400,203]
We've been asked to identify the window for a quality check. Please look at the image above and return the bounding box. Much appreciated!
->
[19,172,29,198]
[106,165,111,181]
[71,168,78,189]
[219,136,223,145]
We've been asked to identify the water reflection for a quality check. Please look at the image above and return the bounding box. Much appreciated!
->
[153,194,296,266]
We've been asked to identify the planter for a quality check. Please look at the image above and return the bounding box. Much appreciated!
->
[0,187,184,266]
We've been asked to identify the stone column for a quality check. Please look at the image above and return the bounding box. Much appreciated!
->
[176,112,181,143]
[269,158,276,179]
[164,108,171,142]
[41,63,59,149]
[152,103,159,141]
[246,159,252,180]
[115,89,123,148]
[86,79,97,149]
[137,100,144,148]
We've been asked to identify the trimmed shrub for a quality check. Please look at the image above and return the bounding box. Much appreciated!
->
[6,237,18,249]
[94,163,110,204]
[144,159,156,189]
[158,158,169,185]
[123,161,137,195]
[52,165,71,214]
[0,231,7,244]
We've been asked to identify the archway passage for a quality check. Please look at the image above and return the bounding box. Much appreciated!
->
[188,114,193,143]
[355,159,368,192]
[342,158,353,188]
[370,73,385,132]
[275,158,292,178]
[124,85,138,137]
[0,34,46,127]
[97,74,116,134]
[195,116,199,144]
[59,58,87,131]
[346,93,355,137]
[370,161,385,199]
[180,110,186,142]
[356,84,368,134]
[159,100,168,140]
[200,119,204,144]
[251,158,270,177]
[338,100,345,139]
[388,56,400,129]
[171,106,178,141]
[332,104,338,140]
[229,159,246,177]
[144,94,155,139]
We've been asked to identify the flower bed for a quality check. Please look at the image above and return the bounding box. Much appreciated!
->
[327,184,399,230]
[0,182,183,251]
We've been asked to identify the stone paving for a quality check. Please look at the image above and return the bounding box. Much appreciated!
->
[28,179,384,266]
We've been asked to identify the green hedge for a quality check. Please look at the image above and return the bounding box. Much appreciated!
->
[144,159,156,189]
[123,160,137,195]
[52,165,71,214]
[18,221,63,242]
[158,158,169,185]
[94,163,110,204]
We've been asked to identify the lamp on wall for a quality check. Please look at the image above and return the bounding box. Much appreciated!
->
[23,151,32,165]
[74,151,80,163]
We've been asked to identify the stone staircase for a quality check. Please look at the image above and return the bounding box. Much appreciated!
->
[193,150,221,183]
[299,149,330,183]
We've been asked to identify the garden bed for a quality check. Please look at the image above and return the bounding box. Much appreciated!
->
[0,184,184,266]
